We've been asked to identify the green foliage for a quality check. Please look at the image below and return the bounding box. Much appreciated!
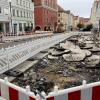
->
[86,24,93,30]
[83,24,93,31]
[77,23,84,29]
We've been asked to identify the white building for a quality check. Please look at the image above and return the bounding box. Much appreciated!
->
[0,0,10,34]
[73,16,80,30]
[0,0,34,36]
[11,0,34,35]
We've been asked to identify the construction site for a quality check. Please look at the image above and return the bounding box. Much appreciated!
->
[1,32,99,94]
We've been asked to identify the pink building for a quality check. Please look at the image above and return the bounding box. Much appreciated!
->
[34,0,58,31]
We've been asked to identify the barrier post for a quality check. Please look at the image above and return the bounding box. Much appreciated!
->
[4,77,8,83]
[82,80,87,86]
[54,85,59,93]
[41,91,46,100]
[36,94,41,100]
[26,85,30,93]
[3,77,9,100]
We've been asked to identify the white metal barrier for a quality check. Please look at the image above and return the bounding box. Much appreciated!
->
[3,33,50,41]
[0,33,79,74]
[0,78,36,100]
[46,80,100,100]
[0,78,100,100]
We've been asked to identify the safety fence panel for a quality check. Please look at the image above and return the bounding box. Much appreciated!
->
[0,33,74,74]
[0,32,81,74]
[0,78,36,100]
[46,81,100,100]
[0,78,100,100]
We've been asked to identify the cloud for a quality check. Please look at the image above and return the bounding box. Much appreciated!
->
[58,0,94,17]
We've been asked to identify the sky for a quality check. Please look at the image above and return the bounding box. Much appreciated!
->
[58,0,94,18]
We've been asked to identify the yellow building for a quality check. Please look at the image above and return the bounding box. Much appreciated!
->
[73,16,80,30]
[57,5,68,32]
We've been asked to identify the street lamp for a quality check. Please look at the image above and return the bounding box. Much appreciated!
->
[8,0,13,36]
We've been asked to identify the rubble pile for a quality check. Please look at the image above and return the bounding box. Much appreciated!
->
[12,33,100,94]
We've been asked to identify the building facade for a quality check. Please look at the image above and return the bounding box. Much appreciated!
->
[57,5,68,32]
[79,17,90,27]
[73,16,80,30]
[91,0,100,31]
[91,0,97,27]
[96,0,100,31]
[34,0,58,31]
[66,10,74,31]
[11,0,34,35]
[0,0,10,34]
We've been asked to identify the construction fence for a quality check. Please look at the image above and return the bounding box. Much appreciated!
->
[0,78,100,100]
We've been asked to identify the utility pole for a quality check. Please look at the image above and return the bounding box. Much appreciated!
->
[8,0,13,36]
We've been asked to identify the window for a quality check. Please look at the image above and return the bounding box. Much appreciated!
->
[20,11,22,17]
[44,10,45,14]
[30,13,32,18]
[5,23,10,33]
[47,18,48,23]
[29,3,30,8]
[27,12,28,18]
[13,9,15,16]
[24,23,26,31]
[47,10,48,14]
[19,23,22,31]
[29,13,31,18]
[0,23,3,32]
[24,11,25,17]
[17,10,19,17]
[58,20,60,22]
[28,23,30,27]
[26,2,28,8]
[31,13,33,18]
[23,1,25,7]
[16,0,19,5]
[46,0,48,5]
[20,0,22,6]
[58,14,60,17]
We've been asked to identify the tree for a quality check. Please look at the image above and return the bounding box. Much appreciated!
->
[85,24,93,31]
[83,24,93,31]
[77,23,84,29]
